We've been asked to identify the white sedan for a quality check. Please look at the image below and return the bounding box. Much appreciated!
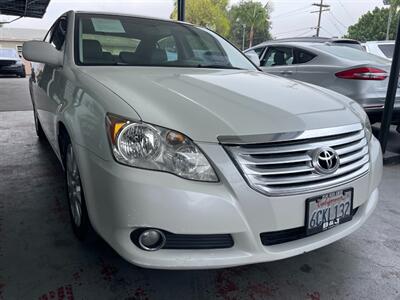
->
[23,11,382,269]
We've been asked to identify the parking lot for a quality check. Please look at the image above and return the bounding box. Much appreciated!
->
[0,77,398,299]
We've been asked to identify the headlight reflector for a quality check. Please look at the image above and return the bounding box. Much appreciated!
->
[106,114,218,182]
[117,123,162,161]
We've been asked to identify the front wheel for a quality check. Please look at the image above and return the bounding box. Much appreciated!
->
[33,109,46,141]
[65,142,90,240]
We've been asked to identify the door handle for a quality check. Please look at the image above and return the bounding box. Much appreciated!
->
[280,70,293,75]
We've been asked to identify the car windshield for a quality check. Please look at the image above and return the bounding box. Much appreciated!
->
[0,48,18,58]
[312,44,390,64]
[76,14,257,70]
[378,44,394,59]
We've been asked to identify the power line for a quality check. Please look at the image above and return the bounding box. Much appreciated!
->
[326,13,345,36]
[272,5,312,18]
[294,28,315,37]
[329,11,347,29]
[321,27,335,37]
[311,0,330,37]
[274,27,314,37]
[337,0,353,20]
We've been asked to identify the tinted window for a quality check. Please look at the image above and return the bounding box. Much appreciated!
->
[76,14,257,70]
[378,44,394,59]
[331,42,364,51]
[157,35,178,62]
[51,18,68,50]
[312,45,390,63]
[252,47,265,57]
[262,47,293,67]
[295,49,316,64]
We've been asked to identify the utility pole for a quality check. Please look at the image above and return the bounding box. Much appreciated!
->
[242,24,246,50]
[177,0,185,21]
[311,0,330,37]
[384,0,392,40]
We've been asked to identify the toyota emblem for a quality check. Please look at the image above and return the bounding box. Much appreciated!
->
[312,147,340,174]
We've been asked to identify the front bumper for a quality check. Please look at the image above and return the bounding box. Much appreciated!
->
[0,65,24,75]
[74,136,382,269]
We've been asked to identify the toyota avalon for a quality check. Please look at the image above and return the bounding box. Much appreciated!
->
[22,11,382,269]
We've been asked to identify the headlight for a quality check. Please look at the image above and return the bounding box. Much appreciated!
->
[349,102,372,142]
[106,114,218,182]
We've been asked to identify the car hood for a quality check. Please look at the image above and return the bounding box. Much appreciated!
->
[80,67,360,143]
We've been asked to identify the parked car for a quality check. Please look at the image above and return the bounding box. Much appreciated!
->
[23,11,382,269]
[362,41,395,61]
[245,41,399,124]
[257,37,364,51]
[0,48,26,77]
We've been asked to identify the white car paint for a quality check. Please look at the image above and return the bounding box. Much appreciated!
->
[23,11,382,269]
[363,41,395,61]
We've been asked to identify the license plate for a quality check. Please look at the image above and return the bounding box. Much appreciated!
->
[305,189,353,235]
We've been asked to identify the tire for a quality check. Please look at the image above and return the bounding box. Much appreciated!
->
[33,109,46,141]
[65,141,91,240]
[19,67,26,78]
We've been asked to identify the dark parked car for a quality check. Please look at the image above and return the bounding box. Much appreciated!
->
[0,48,26,77]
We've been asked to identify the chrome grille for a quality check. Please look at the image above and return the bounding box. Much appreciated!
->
[223,124,370,196]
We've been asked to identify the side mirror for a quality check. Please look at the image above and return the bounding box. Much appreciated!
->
[245,51,261,67]
[22,41,63,66]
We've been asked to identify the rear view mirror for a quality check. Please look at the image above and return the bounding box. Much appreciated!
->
[245,51,261,67]
[22,41,63,66]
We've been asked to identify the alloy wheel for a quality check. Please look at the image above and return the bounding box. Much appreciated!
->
[66,144,83,227]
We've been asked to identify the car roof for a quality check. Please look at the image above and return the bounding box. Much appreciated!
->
[247,41,329,51]
[251,37,361,48]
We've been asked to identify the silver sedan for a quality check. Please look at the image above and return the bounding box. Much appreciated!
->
[245,41,400,124]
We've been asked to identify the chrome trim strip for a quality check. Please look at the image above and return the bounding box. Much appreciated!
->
[230,130,364,155]
[253,166,370,196]
[218,123,363,145]
[237,153,312,165]
[248,155,369,185]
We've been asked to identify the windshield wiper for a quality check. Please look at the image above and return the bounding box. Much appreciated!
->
[196,64,243,70]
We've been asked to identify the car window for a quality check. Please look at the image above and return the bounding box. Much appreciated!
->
[51,17,68,50]
[378,44,394,59]
[157,35,178,62]
[294,49,316,64]
[44,28,53,43]
[252,47,265,57]
[262,47,294,67]
[76,14,257,70]
[312,45,390,63]
[331,42,364,51]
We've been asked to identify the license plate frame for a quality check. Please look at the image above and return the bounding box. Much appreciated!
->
[305,188,354,236]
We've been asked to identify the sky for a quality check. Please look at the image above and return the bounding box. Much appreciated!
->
[0,0,389,38]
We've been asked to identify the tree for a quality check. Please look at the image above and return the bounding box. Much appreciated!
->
[346,6,400,42]
[170,0,230,36]
[228,0,271,49]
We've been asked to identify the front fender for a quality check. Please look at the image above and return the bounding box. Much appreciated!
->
[56,67,141,162]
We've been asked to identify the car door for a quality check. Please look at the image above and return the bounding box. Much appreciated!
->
[259,46,297,79]
[290,48,320,84]
[34,16,68,148]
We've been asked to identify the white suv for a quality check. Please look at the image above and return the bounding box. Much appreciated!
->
[363,41,395,61]
[23,11,382,269]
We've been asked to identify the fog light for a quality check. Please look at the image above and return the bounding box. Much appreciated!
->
[138,229,166,251]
